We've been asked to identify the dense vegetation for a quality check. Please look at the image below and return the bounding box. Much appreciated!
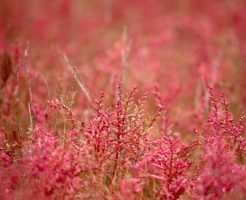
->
[0,0,246,199]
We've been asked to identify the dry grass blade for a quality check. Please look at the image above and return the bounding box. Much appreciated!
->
[63,53,92,107]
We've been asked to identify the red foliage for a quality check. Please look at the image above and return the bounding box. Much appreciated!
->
[0,0,246,199]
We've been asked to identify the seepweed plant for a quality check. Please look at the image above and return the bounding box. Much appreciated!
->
[0,79,246,199]
[0,80,159,199]
[192,87,246,200]
[84,82,159,197]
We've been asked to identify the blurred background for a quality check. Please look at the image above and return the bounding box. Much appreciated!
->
[1,0,246,133]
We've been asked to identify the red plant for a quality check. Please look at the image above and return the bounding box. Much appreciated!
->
[193,87,246,199]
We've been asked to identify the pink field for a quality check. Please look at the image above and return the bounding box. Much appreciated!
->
[0,0,246,199]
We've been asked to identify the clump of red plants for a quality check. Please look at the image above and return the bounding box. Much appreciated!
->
[0,78,245,199]
[1,0,246,199]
